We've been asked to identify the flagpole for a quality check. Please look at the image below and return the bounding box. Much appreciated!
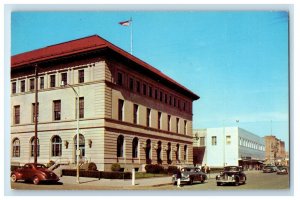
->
[130,17,133,55]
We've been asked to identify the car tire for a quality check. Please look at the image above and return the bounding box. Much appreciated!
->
[217,182,221,186]
[33,176,40,185]
[11,174,17,183]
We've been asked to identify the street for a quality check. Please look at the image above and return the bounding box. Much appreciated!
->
[10,171,289,191]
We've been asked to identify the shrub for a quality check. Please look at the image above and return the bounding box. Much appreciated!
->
[88,162,97,171]
[101,172,131,179]
[80,162,98,171]
[111,163,121,172]
[61,169,131,179]
[167,166,179,175]
[146,159,152,164]
[145,164,165,174]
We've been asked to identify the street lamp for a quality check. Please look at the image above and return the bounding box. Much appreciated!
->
[61,81,80,184]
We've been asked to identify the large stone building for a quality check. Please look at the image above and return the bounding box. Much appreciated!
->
[11,35,199,171]
[193,127,265,169]
[264,135,287,166]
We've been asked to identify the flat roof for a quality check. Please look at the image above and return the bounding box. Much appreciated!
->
[11,35,199,100]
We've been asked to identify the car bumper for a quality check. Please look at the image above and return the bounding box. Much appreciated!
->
[216,176,236,183]
[172,177,191,183]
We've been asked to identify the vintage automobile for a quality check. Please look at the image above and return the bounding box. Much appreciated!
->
[276,166,288,175]
[172,167,207,185]
[216,166,246,186]
[263,165,278,173]
[11,163,60,185]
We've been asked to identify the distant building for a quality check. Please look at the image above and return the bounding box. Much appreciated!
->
[193,127,265,169]
[10,35,200,171]
[264,135,287,166]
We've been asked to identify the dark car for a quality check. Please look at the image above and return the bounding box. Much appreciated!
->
[172,167,207,185]
[216,166,246,186]
[276,166,288,175]
[11,163,60,185]
[263,166,278,173]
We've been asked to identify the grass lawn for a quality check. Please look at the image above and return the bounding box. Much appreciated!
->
[135,172,170,179]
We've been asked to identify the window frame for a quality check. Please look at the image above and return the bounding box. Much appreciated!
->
[78,69,85,83]
[53,100,61,121]
[29,78,35,91]
[50,74,56,88]
[212,136,217,145]
[12,138,20,157]
[79,97,84,119]
[51,136,62,157]
[12,82,17,94]
[20,80,25,92]
[40,77,44,90]
[118,99,124,121]
[133,104,139,124]
[14,105,20,124]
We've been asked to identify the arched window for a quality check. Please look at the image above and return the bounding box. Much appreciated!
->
[167,142,172,164]
[12,138,20,157]
[145,139,152,164]
[30,137,40,157]
[132,137,139,158]
[117,135,124,157]
[52,136,62,157]
[176,143,180,161]
[184,145,188,161]
[74,134,85,157]
[156,141,162,164]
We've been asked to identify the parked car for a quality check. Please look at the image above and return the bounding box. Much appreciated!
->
[216,166,246,186]
[276,166,288,175]
[263,165,278,173]
[11,163,60,185]
[172,167,207,185]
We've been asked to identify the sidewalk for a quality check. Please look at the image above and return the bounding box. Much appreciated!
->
[59,175,172,187]
[59,173,221,187]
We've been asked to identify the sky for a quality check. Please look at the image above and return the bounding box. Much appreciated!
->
[11,11,289,148]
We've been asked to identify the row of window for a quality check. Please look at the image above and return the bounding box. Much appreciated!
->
[239,137,265,151]
[116,70,192,114]
[118,99,188,134]
[117,135,188,162]
[13,98,84,124]
[12,135,189,163]
[210,136,265,151]
[12,136,55,157]
[11,69,85,94]
[12,135,85,158]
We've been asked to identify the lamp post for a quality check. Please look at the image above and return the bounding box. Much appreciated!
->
[61,81,80,184]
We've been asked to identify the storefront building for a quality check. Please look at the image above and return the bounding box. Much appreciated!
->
[193,127,265,169]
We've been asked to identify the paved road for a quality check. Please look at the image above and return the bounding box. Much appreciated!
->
[157,171,290,191]
[10,171,290,192]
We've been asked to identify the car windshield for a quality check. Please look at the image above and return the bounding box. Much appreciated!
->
[35,164,47,169]
[224,167,239,172]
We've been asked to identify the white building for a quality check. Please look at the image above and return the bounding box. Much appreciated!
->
[193,127,265,169]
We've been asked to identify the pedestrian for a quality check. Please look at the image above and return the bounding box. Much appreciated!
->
[176,167,182,187]
[204,164,208,173]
